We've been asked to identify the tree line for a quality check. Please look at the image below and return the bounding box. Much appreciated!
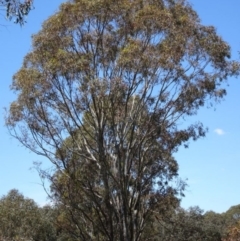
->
[0,189,240,241]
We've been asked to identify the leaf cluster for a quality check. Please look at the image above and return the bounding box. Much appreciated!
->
[0,0,33,25]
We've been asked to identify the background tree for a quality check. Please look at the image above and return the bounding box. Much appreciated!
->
[216,204,240,240]
[0,0,33,25]
[223,204,240,226]
[32,205,60,241]
[223,220,240,241]
[149,206,222,241]
[203,210,225,238]
[6,0,239,240]
[0,189,58,241]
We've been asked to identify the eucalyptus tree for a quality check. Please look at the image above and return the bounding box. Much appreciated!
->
[156,206,222,241]
[0,189,38,240]
[6,0,239,240]
[0,189,58,241]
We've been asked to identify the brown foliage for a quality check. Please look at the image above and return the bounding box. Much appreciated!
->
[6,0,239,240]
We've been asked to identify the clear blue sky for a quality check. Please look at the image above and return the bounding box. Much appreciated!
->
[0,0,240,213]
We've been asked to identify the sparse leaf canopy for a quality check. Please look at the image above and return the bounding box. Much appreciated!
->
[6,0,240,240]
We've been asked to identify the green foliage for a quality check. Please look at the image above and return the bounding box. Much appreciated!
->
[1,188,240,240]
[204,211,225,237]
[0,189,39,240]
[148,206,222,241]
[0,189,58,241]
[223,204,240,224]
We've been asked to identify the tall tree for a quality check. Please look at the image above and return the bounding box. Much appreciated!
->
[6,0,239,240]
[0,0,33,25]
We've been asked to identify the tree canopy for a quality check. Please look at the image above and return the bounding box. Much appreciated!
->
[6,0,240,240]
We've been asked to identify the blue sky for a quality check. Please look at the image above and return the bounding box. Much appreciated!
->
[0,0,240,213]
